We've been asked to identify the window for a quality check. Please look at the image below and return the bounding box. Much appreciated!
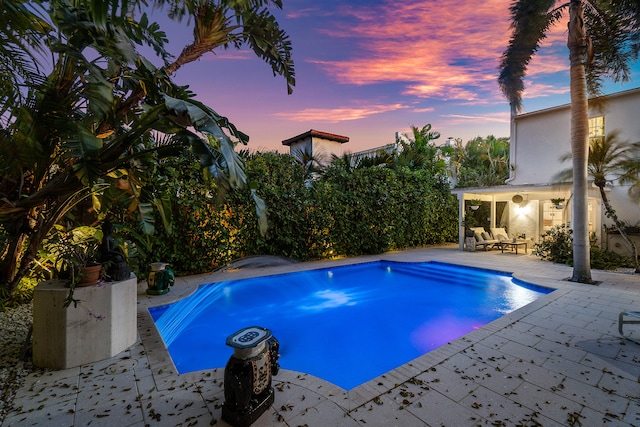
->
[588,116,604,140]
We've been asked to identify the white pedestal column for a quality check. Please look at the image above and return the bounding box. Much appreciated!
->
[33,275,137,370]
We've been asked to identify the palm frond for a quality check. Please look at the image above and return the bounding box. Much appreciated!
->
[242,8,295,94]
[498,0,565,110]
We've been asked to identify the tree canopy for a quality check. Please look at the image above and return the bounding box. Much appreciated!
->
[0,0,295,297]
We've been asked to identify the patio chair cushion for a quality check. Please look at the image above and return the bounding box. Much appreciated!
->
[470,227,499,250]
[491,227,509,241]
[471,227,486,242]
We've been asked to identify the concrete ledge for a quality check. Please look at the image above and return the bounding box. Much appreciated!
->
[33,276,137,370]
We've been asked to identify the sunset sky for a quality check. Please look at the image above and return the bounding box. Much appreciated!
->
[152,0,640,153]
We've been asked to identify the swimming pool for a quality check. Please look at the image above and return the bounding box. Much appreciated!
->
[149,261,553,390]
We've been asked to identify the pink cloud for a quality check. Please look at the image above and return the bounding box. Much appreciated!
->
[272,103,409,122]
[411,107,435,113]
[441,112,511,124]
[285,8,321,19]
[306,0,572,103]
[522,82,570,99]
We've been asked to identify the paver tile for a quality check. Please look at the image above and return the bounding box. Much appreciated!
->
[349,393,426,427]
[512,381,584,424]
[558,376,633,414]
[406,389,486,427]
[542,355,604,385]
[579,404,635,427]
[414,365,478,402]
[502,358,565,391]
[459,385,536,424]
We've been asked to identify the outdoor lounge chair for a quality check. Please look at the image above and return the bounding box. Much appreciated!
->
[471,227,500,251]
[490,227,510,242]
[618,311,640,344]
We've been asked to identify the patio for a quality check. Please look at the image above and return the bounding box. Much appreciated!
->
[3,245,639,426]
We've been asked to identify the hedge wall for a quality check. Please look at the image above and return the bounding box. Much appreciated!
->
[133,152,458,277]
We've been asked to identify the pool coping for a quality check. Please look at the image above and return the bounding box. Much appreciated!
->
[136,250,579,412]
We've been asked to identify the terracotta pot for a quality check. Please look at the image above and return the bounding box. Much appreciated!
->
[77,264,102,287]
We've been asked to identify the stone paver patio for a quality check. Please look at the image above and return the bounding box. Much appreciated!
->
[3,245,639,426]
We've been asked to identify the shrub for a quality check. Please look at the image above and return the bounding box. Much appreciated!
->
[532,224,573,264]
[533,224,633,270]
[236,152,331,260]
[96,151,459,278]
[318,165,458,256]
[590,246,633,270]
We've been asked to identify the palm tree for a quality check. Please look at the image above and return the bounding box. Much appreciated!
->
[619,141,640,200]
[0,1,50,116]
[393,124,446,174]
[0,0,294,297]
[554,131,639,272]
[161,0,295,92]
[499,0,640,283]
[291,146,327,182]
[456,136,510,187]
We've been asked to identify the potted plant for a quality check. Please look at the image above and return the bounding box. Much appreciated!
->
[463,199,483,237]
[551,198,565,209]
[468,199,483,211]
[44,225,103,287]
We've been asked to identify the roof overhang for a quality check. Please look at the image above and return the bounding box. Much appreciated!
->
[451,181,604,199]
[451,183,572,195]
[282,129,350,146]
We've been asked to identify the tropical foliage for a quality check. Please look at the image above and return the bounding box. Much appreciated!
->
[620,140,640,200]
[0,0,295,300]
[499,0,640,283]
[533,224,633,270]
[112,148,458,279]
[554,131,639,272]
[447,135,510,188]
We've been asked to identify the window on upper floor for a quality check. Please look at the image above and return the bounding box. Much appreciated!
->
[588,116,604,141]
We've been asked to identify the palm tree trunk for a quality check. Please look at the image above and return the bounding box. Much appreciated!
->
[1,212,38,298]
[568,0,592,283]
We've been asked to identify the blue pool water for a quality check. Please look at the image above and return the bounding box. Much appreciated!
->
[149,261,553,390]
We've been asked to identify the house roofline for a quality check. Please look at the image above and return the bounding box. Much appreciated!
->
[281,129,350,146]
[450,181,610,196]
[515,86,640,120]
[450,182,574,195]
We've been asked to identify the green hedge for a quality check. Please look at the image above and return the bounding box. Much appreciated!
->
[131,152,458,277]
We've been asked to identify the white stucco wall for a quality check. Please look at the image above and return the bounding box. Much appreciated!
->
[288,137,344,166]
[511,106,571,186]
[312,138,344,164]
[510,88,640,228]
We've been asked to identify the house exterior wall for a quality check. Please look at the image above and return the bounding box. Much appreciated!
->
[283,130,349,167]
[510,88,640,229]
[311,138,344,164]
[454,88,640,254]
[511,106,571,186]
[288,137,312,158]
[288,137,343,166]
